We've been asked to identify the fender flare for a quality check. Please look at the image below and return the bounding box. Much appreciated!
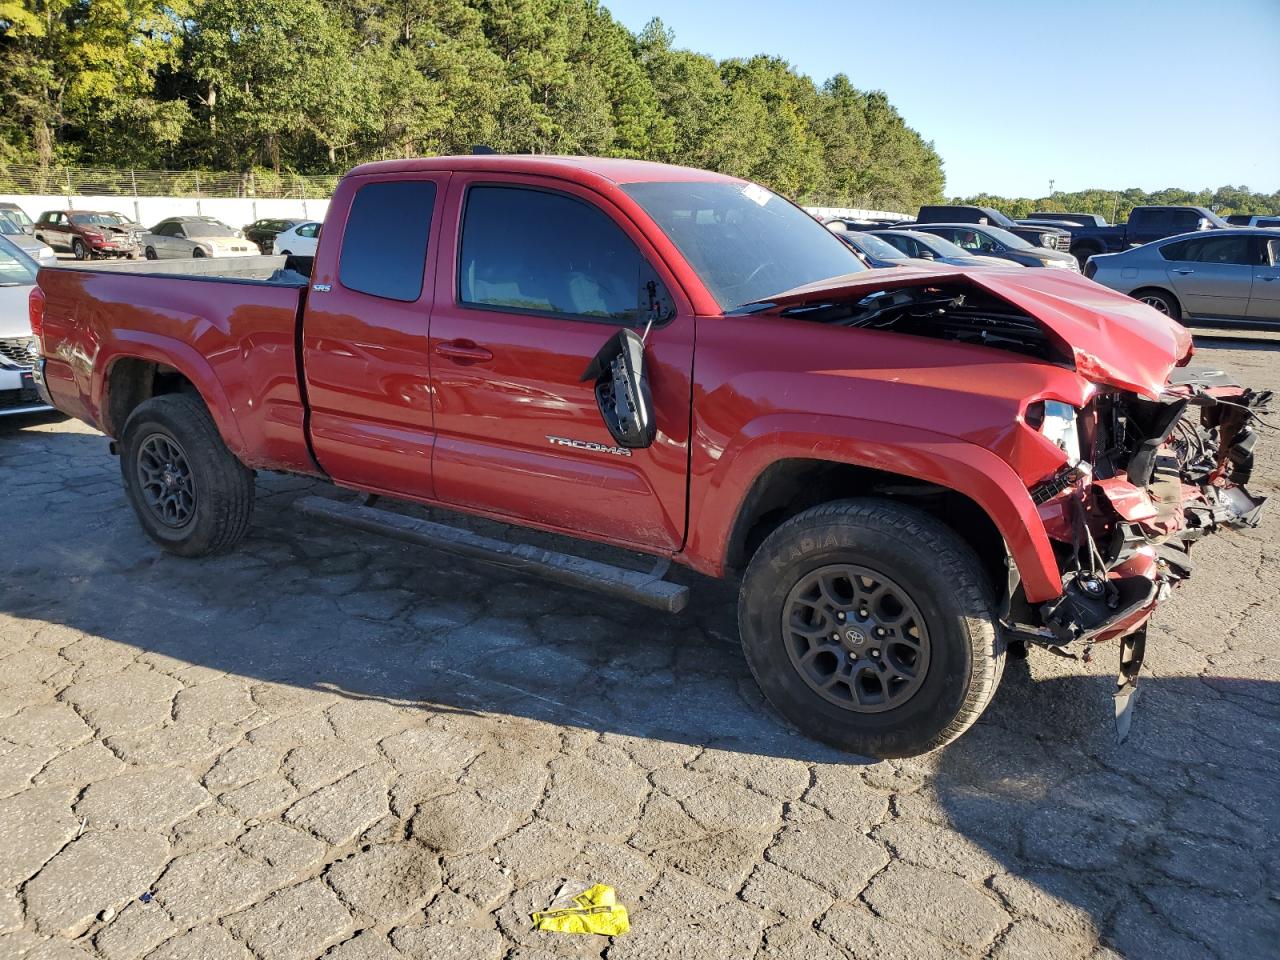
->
[683,412,1063,603]
[94,333,249,459]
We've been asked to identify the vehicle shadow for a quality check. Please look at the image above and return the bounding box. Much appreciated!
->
[2,420,1277,957]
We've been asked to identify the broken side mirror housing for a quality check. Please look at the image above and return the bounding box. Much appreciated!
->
[580,328,656,449]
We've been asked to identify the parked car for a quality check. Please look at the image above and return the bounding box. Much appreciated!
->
[0,235,52,416]
[903,224,1080,270]
[1225,214,1280,229]
[243,218,305,254]
[30,155,1266,758]
[0,212,56,263]
[868,229,1021,269]
[272,221,321,256]
[1085,229,1280,323]
[915,205,1072,253]
[34,210,141,260]
[0,202,35,234]
[1045,206,1229,267]
[142,217,258,259]
[826,223,933,268]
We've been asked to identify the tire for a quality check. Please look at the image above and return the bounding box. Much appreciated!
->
[192,248,206,258]
[1132,288,1181,320]
[145,246,158,260]
[119,394,255,557]
[279,249,292,257]
[738,498,1004,758]
[72,239,88,261]
[1071,246,1097,269]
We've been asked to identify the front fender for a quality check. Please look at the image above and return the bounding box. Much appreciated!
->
[682,412,1063,603]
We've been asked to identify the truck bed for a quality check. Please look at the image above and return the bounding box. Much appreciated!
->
[36,257,317,474]
[51,254,312,285]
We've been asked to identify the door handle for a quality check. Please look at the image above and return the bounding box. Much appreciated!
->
[1171,268,1195,275]
[1259,275,1279,282]
[433,339,494,364]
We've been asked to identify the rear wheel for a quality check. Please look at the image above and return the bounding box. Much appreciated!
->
[279,249,292,256]
[738,499,1004,758]
[1133,288,1181,320]
[119,395,255,557]
[192,248,206,258]
[1071,246,1097,269]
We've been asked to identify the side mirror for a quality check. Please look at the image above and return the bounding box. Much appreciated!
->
[918,249,936,260]
[580,328,656,449]
[1197,217,1213,231]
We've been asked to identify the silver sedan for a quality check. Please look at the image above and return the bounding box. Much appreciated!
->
[1086,229,1280,323]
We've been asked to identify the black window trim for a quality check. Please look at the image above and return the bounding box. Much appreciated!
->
[337,177,440,304]
[455,181,674,329]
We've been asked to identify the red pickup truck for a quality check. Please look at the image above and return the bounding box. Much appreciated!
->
[29,155,1267,757]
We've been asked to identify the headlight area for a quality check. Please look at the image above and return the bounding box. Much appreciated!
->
[1006,384,1269,659]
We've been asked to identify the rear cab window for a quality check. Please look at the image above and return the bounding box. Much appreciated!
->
[339,180,437,301]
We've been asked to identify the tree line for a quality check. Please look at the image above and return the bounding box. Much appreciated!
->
[954,185,1280,222]
[0,0,944,209]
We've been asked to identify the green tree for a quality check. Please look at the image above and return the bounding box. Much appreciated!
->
[0,0,186,165]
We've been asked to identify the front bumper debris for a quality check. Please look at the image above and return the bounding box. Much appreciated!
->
[1002,369,1269,737]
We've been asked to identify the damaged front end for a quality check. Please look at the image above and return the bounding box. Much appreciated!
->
[1004,369,1270,735]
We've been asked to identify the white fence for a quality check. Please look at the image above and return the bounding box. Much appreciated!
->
[2,194,906,233]
[806,206,913,222]
[0,194,330,229]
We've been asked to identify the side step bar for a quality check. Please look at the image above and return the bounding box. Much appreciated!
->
[294,496,690,614]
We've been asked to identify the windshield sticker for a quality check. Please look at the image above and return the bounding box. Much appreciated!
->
[741,183,771,207]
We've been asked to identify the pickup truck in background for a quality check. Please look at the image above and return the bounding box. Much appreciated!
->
[914,205,1072,253]
[1038,206,1230,267]
[1021,212,1110,230]
[29,155,1268,757]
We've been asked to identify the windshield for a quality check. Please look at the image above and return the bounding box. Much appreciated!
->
[0,213,25,236]
[70,213,119,227]
[980,226,1032,249]
[621,181,864,309]
[105,213,136,225]
[183,221,236,238]
[897,232,970,258]
[0,235,38,285]
[849,233,909,260]
[1,207,33,228]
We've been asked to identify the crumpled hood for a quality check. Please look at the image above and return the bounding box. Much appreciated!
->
[759,266,1191,399]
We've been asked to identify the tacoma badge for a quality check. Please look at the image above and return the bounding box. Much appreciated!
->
[546,435,632,457]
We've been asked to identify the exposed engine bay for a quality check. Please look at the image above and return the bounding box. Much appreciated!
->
[780,283,1069,363]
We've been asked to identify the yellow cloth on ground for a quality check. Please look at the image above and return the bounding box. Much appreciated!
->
[531,883,630,936]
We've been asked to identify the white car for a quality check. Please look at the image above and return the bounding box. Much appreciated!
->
[142,217,257,259]
[0,235,52,417]
[272,221,321,256]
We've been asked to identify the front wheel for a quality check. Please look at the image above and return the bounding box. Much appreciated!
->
[145,246,158,260]
[72,239,88,260]
[738,499,1004,758]
[119,395,255,557]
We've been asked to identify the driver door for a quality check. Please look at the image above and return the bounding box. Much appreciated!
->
[427,175,695,551]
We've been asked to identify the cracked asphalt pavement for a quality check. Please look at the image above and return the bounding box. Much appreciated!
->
[2,340,1278,960]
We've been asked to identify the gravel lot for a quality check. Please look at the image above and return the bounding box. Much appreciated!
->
[2,340,1278,960]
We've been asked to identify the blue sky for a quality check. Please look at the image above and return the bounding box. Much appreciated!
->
[603,0,1280,197]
